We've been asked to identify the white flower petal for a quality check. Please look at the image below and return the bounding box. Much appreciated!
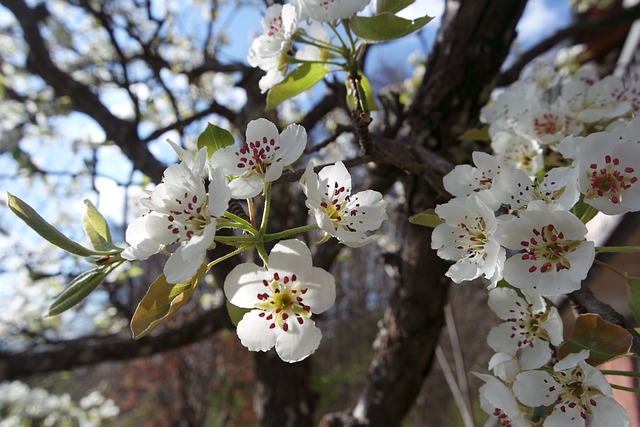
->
[237,310,278,352]
[268,239,313,277]
[274,317,322,362]
[224,263,268,308]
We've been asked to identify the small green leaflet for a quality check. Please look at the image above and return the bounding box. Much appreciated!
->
[226,301,251,327]
[266,62,328,111]
[349,12,433,44]
[409,209,443,228]
[625,276,640,325]
[48,267,110,316]
[346,73,379,112]
[7,192,115,257]
[83,199,120,252]
[197,123,235,157]
[130,264,207,339]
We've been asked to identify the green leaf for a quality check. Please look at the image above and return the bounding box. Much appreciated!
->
[558,313,632,365]
[82,199,118,252]
[349,12,433,44]
[626,277,640,325]
[266,63,328,111]
[458,126,491,142]
[48,267,108,316]
[7,193,113,257]
[226,301,251,327]
[377,0,415,14]
[571,197,599,224]
[409,209,444,228]
[130,264,207,339]
[346,73,379,112]
[197,123,235,157]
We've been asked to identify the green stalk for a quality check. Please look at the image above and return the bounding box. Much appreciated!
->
[207,246,249,270]
[596,246,640,253]
[601,370,640,379]
[610,383,640,394]
[264,223,319,242]
[259,182,272,235]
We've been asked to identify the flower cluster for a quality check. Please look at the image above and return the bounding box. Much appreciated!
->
[248,0,371,93]
[432,61,640,425]
[119,118,387,362]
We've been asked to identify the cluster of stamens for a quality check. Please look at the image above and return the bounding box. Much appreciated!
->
[454,219,488,259]
[266,15,283,38]
[236,137,280,177]
[492,408,515,427]
[520,224,576,274]
[255,272,311,332]
[587,155,637,204]
[550,368,599,420]
[320,182,361,229]
[166,193,210,240]
[533,112,564,136]
[506,300,543,349]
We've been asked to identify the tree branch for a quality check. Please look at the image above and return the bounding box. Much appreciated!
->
[1,0,167,182]
[0,306,234,381]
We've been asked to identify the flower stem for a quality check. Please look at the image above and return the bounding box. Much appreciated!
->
[259,182,271,235]
[610,383,640,394]
[263,223,319,242]
[596,246,640,253]
[223,211,256,233]
[601,370,640,379]
[207,246,249,270]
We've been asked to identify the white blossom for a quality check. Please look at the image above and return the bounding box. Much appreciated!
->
[294,0,370,21]
[487,288,563,370]
[211,118,307,198]
[495,203,595,296]
[122,145,230,284]
[513,350,629,427]
[300,161,387,247]
[431,195,505,285]
[224,239,336,362]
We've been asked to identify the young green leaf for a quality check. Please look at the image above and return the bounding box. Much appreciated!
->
[48,267,109,316]
[557,313,632,365]
[197,123,235,157]
[266,63,328,111]
[349,13,433,44]
[626,276,640,325]
[409,209,444,228]
[346,73,379,112]
[7,193,114,257]
[571,197,599,224]
[130,264,207,339]
[83,199,119,252]
[377,0,415,14]
[226,301,251,327]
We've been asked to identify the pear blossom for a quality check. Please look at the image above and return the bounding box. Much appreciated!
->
[248,4,300,93]
[511,101,583,147]
[561,74,631,124]
[442,151,511,211]
[211,118,307,198]
[495,203,595,296]
[294,0,370,21]
[431,195,505,285]
[561,119,640,215]
[476,373,532,427]
[513,350,629,427]
[122,147,231,284]
[224,239,336,362]
[487,288,563,370]
[490,132,543,177]
[300,161,387,247]
[496,167,580,212]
